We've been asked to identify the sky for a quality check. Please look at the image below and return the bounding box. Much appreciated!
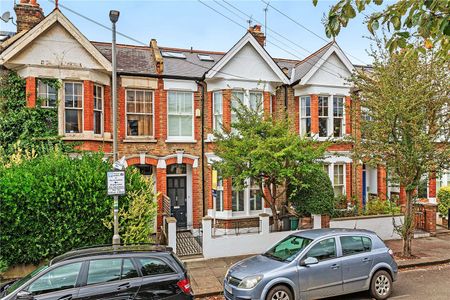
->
[0,0,390,65]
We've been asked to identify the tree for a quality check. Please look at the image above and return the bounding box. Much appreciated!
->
[350,42,450,256]
[290,169,335,217]
[213,100,326,231]
[314,0,450,56]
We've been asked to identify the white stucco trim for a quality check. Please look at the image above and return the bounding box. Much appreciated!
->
[0,10,111,71]
[163,79,198,91]
[294,84,351,96]
[299,43,354,85]
[322,153,353,164]
[206,78,278,94]
[205,153,222,164]
[205,32,290,84]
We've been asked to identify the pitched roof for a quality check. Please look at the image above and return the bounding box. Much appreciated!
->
[92,42,157,75]
[291,41,334,83]
[159,47,224,79]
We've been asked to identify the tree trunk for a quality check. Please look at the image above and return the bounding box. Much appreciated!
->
[402,189,415,257]
[271,205,279,231]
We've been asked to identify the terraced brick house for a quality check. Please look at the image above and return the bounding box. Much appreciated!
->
[1,0,446,238]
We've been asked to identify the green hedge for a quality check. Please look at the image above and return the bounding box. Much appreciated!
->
[290,169,335,216]
[0,150,153,266]
[437,186,450,218]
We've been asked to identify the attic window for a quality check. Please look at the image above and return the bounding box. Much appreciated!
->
[161,51,186,59]
[197,54,214,62]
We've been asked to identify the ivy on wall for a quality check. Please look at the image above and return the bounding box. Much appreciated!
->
[0,71,72,157]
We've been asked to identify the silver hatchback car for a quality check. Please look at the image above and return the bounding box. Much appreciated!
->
[224,229,398,300]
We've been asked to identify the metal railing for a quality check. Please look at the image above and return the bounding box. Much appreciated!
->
[212,219,261,237]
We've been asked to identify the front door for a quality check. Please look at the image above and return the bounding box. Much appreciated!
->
[167,176,187,228]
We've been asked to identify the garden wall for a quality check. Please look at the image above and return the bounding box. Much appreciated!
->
[330,214,404,240]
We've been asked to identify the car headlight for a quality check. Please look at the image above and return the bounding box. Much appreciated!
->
[237,275,263,289]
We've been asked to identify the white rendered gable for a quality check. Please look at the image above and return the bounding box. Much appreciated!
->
[307,53,352,87]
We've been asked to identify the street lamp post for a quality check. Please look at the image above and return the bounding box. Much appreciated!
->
[110,9,120,246]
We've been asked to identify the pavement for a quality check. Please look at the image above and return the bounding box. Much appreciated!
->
[184,231,450,298]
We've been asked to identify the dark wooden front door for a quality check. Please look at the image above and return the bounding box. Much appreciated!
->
[167,176,187,228]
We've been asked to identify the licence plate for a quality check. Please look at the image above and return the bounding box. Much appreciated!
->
[225,282,233,295]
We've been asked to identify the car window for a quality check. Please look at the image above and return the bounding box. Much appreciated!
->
[28,262,82,295]
[87,258,138,285]
[138,258,174,276]
[305,238,337,262]
[340,236,372,256]
[264,235,312,262]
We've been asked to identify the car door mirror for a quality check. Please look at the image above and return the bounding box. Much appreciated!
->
[300,257,319,266]
[16,291,33,300]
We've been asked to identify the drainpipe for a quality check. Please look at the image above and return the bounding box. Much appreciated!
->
[284,85,288,111]
[196,79,207,219]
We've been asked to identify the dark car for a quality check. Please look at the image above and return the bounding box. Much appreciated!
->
[0,244,192,300]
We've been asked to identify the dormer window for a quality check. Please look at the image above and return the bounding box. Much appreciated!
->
[198,54,214,61]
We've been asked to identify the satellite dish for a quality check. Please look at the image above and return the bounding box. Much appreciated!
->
[1,11,11,23]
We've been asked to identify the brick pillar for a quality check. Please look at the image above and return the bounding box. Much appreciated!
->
[345,96,352,135]
[222,89,232,131]
[377,165,387,200]
[154,79,163,139]
[310,94,319,134]
[423,203,437,236]
[294,96,300,134]
[192,166,201,225]
[346,163,352,203]
[263,92,271,117]
[104,85,111,134]
[118,86,126,140]
[223,178,232,211]
[428,172,437,199]
[26,77,36,108]
[83,80,94,132]
[156,167,167,229]
[321,215,330,228]
[207,91,213,131]
[271,95,276,115]
[160,80,168,140]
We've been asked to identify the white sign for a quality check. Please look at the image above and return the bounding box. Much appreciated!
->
[107,171,126,195]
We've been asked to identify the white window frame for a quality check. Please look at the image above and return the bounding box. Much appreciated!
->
[316,94,347,140]
[300,95,312,137]
[167,90,195,142]
[232,178,263,216]
[37,79,57,108]
[437,170,450,191]
[213,91,223,132]
[318,95,329,138]
[333,96,344,138]
[126,89,154,138]
[64,81,84,134]
[215,175,224,212]
[93,84,104,135]
[324,163,346,196]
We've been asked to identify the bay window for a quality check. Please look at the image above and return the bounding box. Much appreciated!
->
[249,180,263,211]
[215,176,224,212]
[231,179,262,213]
[232,188,245,212]
[300,96,311,136]
[333,96,344,137]
[37,79,57,108]
[213,91,223,131]
[324,163,346,196]
[231,91,244,125]
[126,89,153,137]
[64,82,83,133]
[249,91,263,113]
[168,91,193,139]
[318,96,329,137]
[93,85,103,135]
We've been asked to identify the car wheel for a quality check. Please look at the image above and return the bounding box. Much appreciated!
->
[370,270,393,300]
[266,285,293,300]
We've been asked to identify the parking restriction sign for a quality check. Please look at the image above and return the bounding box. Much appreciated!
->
[107,171,126,195]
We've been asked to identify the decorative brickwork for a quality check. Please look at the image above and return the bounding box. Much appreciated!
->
[83,80,94,132]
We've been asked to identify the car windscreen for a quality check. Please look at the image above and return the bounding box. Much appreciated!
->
[264,235,312,262]
[5,265,48,295]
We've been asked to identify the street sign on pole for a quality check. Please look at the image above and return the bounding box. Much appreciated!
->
[107,171,126,196]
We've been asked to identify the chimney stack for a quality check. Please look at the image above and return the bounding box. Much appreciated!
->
[248,24,266,47]
[14,0,45,33]
[150,39,164,74]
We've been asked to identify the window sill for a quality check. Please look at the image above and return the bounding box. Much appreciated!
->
[165,138,197,144]
[62,135,112,142]
[123,138,157,143]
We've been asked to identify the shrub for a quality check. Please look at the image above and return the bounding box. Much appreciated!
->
[0,149,156,266]
[103,178,157,244]
[364,198,401,215]
[437,186,450,218]
[290,169,335,216]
